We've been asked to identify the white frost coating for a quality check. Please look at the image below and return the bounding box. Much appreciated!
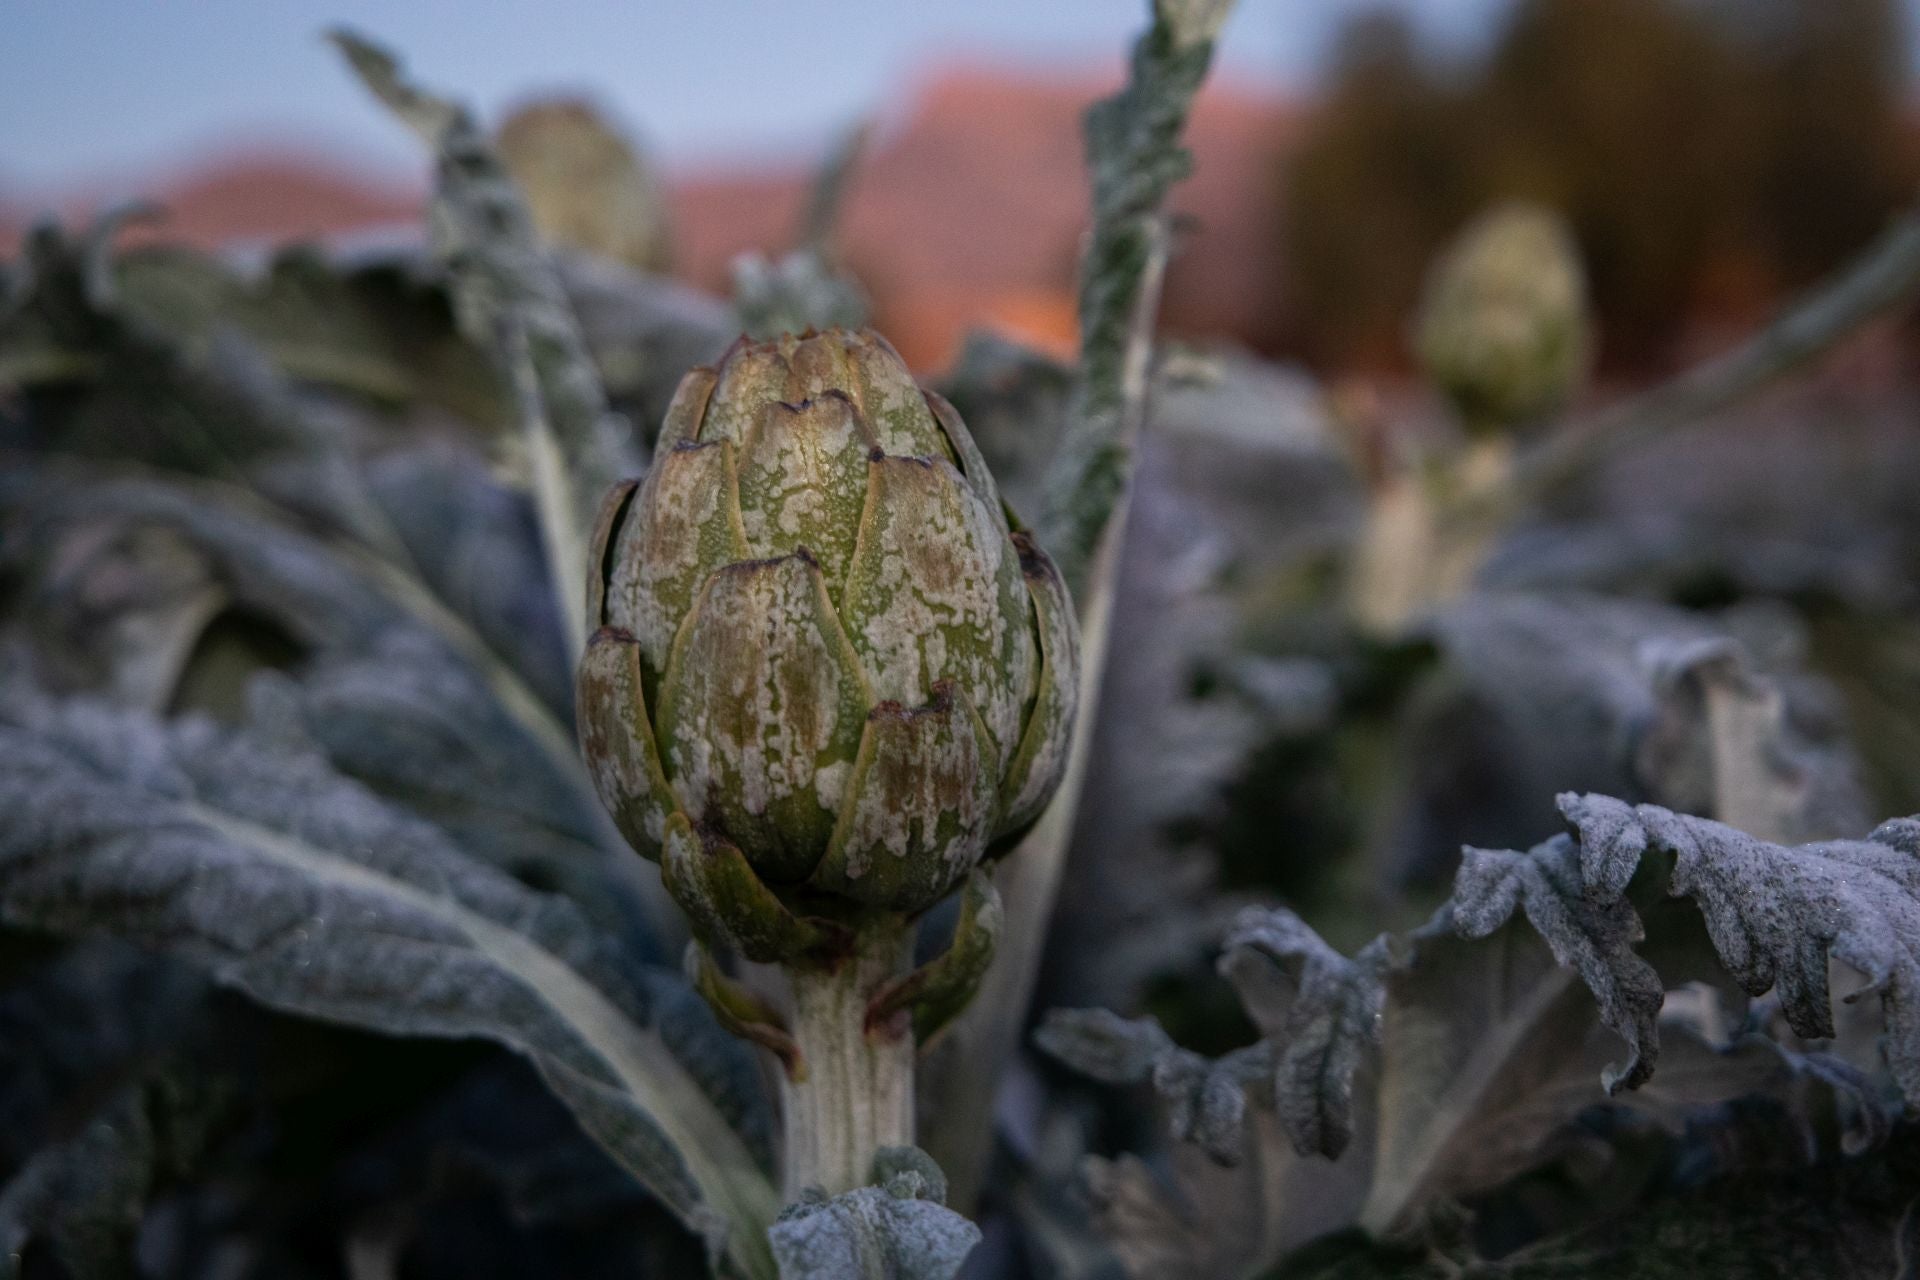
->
[782,333,939,460]
[579,637,678,852]
[619,444,738,675]
[588,747,666,844]
[836,701,993,883]
[660,558,854,831]
[843,459,1034,772]
[767,1185,980,1280]
[700,344,789,447]
[813,759,850,814]
[737,398,868,596]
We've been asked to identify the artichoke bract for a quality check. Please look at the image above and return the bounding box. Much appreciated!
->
[1414,202,1592,436]
[578,328,1078,964]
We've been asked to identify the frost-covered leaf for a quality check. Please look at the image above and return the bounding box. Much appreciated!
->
[1040,0,1235,590]
[1219,910,1390,1158]
[554,250,734,439]
[1450,836,1664,1091]
[0,1056,243,1280]
[1481,390,1920,613]
[1039,435,1282,1014]
[1,223,599,713]
[0,223,396,549]
[1044,790,1918,1274]
[1,469,612,887]
[731,250,868,341]
[333,29,639,656]
[1364,794,1916,1236]
[1560,792,1920,1100]
[767,1179,979,1280]
[363,443,572,714]
[1385,592,1868,889]
[1359,876,1654,1236]
[1039,909,1385,1164]
[1633,626,1868,846]
[111,244,507,427]
[1036,1008,1267,1164]
[0,695,779,1278]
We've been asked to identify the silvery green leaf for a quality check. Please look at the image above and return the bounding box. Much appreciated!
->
[731,250,869,342]
[5,468,598,840]
[767,1182,980,1280]
[110,243,507,427]
[1449,834,1664,1091]
[0,695,779,1279]
[1078,1119,1373,1280]
[1037,908,1383,1179]
[1219,910,1391,1159]
[1035,1006,1178,1081]
[1040,907,1386,1166]
[868,1146,949,1206]
[1387,592,1868,890]
[363,443,572,714]
[0,223,396,551]
[1035,1008,1265,1165]
[1560,792,1920,1100]
[1040,0,1233,589]
[333,29,639,657]
[1364,795,1915,1236]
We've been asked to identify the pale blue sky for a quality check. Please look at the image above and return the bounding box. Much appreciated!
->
[4,0,1916,199]
[0,0,1513,195]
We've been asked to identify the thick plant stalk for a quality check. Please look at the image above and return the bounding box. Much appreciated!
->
[1347,435,1514,633]
[782,923,915,1197]
[924,0,1235,1209]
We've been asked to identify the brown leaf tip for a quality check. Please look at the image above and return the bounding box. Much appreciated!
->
[867,679,958,723]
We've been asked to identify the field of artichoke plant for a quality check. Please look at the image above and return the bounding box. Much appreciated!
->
[6,2,1920,1277]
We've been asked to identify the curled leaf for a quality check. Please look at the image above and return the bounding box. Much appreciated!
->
[767,1163,980,1280]
[1560,792,1920,1100]
[1220,909,1390,1158]
[1450,835,1665,1091]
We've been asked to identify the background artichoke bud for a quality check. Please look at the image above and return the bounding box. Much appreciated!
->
[1414,201,1593,437]
[578,328,1079,964]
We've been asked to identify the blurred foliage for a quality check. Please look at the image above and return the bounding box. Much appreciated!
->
[1282,0,1917,369]
[496,98,674,275]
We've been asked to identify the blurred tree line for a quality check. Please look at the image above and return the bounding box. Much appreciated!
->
[1278,0,1917,370]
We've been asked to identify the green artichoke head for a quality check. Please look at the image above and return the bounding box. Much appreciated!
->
[578,328,1078,963]
[1414,201,1593,437]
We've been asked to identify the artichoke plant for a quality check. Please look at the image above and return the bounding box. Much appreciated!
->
[1414,201,1593,436]
[576,326,1078,1193]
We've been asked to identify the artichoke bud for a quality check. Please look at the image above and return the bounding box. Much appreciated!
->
[578,328,1079,963]
[1414,202,1593,437]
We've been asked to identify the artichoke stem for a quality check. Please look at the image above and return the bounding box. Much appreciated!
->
[781,920,914,1198]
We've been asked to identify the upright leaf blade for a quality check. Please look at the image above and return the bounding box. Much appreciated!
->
[332,29,640,660]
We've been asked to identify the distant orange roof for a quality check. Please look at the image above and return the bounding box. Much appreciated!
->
[673,63,1301,368]
[0,151,422,256]
[1,63,1302,373]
